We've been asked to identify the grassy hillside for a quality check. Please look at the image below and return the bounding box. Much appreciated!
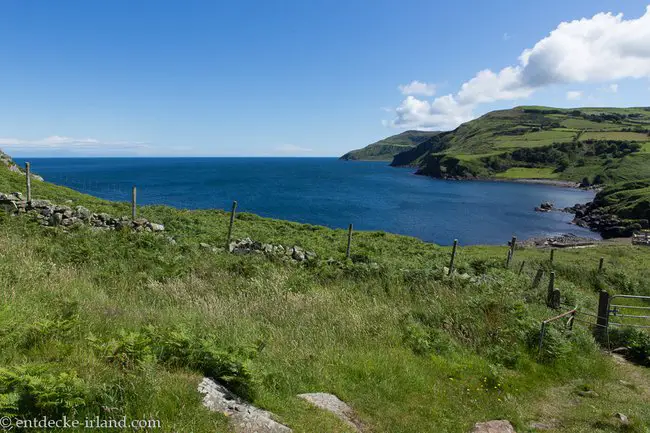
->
[1,155,650,432]
[340,130,440,161]
[391,106,650,183]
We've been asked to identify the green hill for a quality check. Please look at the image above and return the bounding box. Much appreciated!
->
[340,130,440,161]
[391,106,650,183]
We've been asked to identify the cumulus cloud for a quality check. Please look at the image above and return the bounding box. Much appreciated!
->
[566,90,583,100]
[387,6,650,130]
[398,80,437,96]
[608,83,619,93]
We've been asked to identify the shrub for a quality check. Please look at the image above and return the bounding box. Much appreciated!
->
[0,366,88,418]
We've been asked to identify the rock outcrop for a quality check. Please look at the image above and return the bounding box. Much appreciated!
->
[297,393,364,432]
[0,192,165,232]
[567,201,646,238]
[470,420,516,433]
[198,378,291,433]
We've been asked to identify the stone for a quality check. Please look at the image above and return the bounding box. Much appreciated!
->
[75,206,92,220]
[30,199,52,209]
[297,393,363,432]
[148,222,165,232]
[577,390,599,398]
[0,200,18,213]
[198,377,291,433]
[470,420,516,433]
[292,248,305,261]
[49,213,64,226]
[613,413,629,425]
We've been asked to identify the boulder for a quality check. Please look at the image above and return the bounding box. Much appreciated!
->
[148,222,165,232]
[74,206,92,220]
[470,420,516,433]
[298,393,363,432]
[198,378,292,433]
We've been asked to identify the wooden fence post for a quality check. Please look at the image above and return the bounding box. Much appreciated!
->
[448,239,458,276]
[518,261,526,275]
[596,290,610,342]
[346,223,353,259]
[550,249,555,265]
[532,269,544,289]
[25,162,32,204]
[131,185,137,219]
[546,271,556,307]
[506,236,517,267]
[226,200,238,248]
[598,257,604,273]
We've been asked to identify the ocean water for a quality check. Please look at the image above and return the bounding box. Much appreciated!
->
[16,157,599,245]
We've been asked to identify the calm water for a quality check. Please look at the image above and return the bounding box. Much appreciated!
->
[16,157,599,245]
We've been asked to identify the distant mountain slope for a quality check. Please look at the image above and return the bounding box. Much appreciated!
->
[340,130,441,161]
[390,106,650,184]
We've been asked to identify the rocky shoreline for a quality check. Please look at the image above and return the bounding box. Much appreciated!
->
[534,200,646,239]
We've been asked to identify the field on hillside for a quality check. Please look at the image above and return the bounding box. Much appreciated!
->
[1,163,650,432]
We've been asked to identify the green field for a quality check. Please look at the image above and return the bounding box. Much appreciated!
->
[494,167,560,179]
[580,131,650,141]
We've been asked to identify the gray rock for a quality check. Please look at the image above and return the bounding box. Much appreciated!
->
[30,199,52,209]
[198,377,291,433]
[40,207,53,217]
[49,213,63,226]
[613,413,629,425]
[577,390,599,398]
[75,206,92,220]
[148,222,165,232]
[292,248,305,261]
[470,420,516,433]
[298,393,363,432]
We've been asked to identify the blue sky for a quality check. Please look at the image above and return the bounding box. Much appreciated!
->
[1,0,649,157]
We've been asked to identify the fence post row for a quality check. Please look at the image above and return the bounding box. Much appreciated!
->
[131,185,137,219]
[448,239,458,276]
[550,249,555,265]
[25,162,32,204]
[226,200,238,248]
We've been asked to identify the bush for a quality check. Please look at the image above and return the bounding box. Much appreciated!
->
[0,366,88,418]
[89,327,258,400]
[609,328,650,366]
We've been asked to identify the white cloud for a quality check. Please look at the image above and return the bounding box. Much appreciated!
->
[273,144,312,154]
[503,32,511,41]
[387,95,473,130]
[387,6,650,130]
[398,80,437,96]
[566,90,583,100]
[0,136,148,150]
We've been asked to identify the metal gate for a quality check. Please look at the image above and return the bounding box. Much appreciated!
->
[607,294,650,330]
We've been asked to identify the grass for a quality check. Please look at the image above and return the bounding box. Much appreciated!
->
[580,131,650,142]
[1,161,650,432]
[494,167,560,179]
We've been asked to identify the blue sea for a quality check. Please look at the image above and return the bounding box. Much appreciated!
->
[16,157,599,245]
